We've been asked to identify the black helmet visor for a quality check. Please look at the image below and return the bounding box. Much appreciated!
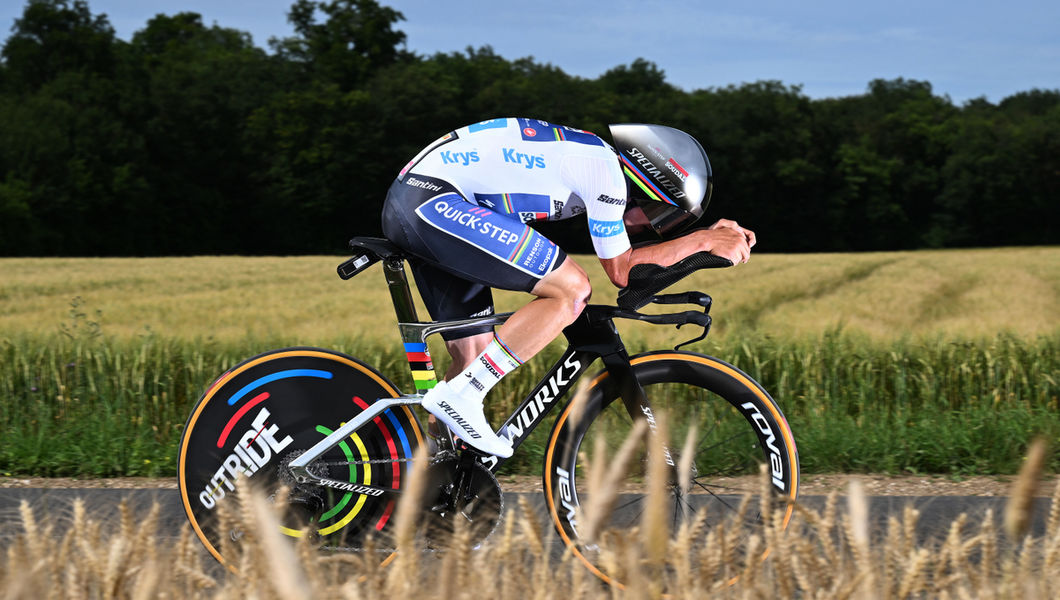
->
[638,199,702,237]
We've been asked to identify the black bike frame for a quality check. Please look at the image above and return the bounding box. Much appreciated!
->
[483,310,652,472]
[376,248,669,474]
[289,242,709,493]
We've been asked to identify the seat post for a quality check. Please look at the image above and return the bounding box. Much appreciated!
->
[382,257,441,395]
[382,256,420,324]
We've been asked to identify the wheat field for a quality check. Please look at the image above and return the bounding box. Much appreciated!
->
[1,247,1056,348]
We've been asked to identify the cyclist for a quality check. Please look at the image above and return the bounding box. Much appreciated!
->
[381,118,755,457]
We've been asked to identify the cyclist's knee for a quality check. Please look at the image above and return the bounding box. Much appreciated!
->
[568,275,592,320]
[534,259,592,324]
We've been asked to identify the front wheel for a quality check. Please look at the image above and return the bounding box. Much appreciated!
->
[543,351,799,588]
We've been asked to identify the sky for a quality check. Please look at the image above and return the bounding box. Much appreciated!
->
[2,0,1058,104]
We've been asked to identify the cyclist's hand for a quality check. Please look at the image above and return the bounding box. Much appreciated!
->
[696,226,752,265]
[707,219,756,249]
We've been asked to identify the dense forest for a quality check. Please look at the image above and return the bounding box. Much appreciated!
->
[0,0,1057,256]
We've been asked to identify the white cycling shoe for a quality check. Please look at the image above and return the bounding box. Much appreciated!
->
[421,381,513,458]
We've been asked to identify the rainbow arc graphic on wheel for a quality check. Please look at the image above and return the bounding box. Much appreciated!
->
[178,348,423,564]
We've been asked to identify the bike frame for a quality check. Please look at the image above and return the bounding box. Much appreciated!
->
[289,243,710,493]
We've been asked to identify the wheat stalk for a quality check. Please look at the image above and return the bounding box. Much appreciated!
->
[640,410,670,569]
[245,489,311,600]
[845,479,873,598]
[1005,436,1048,539]
[896,547,931,598]
[579,418,649,544]
[6,429,1060,598]
[385,444,430,594]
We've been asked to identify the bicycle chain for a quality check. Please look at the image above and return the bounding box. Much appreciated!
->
[309,457,416,468]
[305,450,456,470]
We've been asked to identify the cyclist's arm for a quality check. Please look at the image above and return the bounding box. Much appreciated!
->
[562,155,633,261]
[599,220,755,288]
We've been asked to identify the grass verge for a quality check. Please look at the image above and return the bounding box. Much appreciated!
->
[0,332,1056,478]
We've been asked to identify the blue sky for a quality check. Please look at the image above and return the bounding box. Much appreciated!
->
[3,0,1057,103]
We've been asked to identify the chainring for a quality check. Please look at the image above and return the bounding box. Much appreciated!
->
[420,457,504,548]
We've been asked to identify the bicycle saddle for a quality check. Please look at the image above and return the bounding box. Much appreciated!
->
[349,237,407,260]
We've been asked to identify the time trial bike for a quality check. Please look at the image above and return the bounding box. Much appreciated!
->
[177,236,800,587]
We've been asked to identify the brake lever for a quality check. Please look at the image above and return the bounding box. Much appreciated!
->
[650,291,713,350]
[674,313,712,351]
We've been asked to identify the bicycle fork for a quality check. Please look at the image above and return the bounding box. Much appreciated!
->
[600,352,679,470]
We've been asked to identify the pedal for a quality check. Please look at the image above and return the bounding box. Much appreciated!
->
[421,457,503,548]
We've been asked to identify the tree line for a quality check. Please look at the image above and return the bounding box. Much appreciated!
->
[1,0,1057,256]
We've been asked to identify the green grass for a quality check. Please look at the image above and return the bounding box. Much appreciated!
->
[1,331,1056,477]
[725,332,1060,474]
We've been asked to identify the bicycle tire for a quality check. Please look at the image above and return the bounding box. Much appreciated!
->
[177,347,424,565]
[543,350,799,588]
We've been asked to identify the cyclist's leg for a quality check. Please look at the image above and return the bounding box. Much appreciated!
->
[441,333,493,378]
[382,175,581,454]
[383,174,589,359]
[494,257,591,361]
[415,258,591,375]
[405,260,496,376]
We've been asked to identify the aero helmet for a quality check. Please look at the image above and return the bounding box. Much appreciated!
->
[609,123,713,238]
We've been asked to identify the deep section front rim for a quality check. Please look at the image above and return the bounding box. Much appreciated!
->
[542,351,799,588]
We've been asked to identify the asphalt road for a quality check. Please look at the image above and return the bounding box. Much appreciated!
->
[0,488,1051,547]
